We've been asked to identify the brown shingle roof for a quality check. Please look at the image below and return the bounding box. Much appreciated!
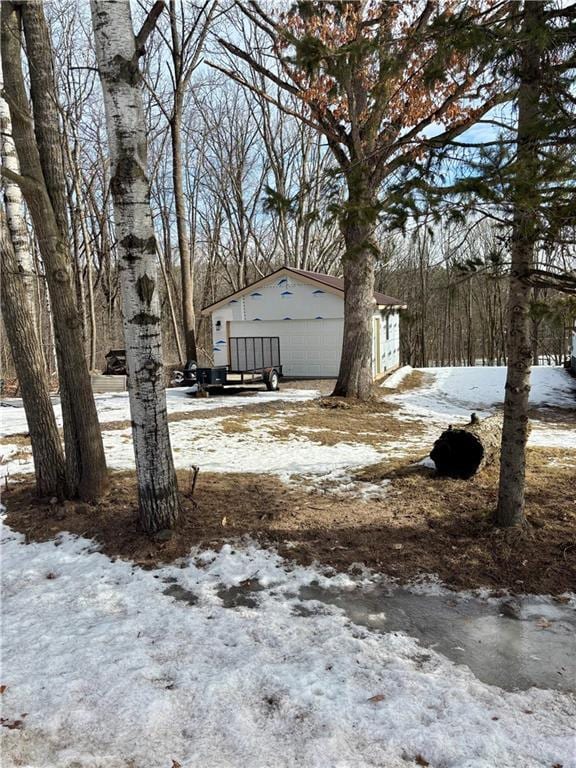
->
[202,265,406,313]
[288,268,405,307]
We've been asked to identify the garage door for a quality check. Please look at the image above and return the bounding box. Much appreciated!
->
[228,319,344,377]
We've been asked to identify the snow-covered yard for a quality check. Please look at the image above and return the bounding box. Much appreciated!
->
[385,365,576,451]
[1,366,574,483]
[1,366,575,767]
[2,531,575,768]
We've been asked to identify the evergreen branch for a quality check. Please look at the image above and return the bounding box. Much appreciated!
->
[524,268,576,294]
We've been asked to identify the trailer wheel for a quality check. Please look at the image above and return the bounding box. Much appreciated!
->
[265,369,280,391]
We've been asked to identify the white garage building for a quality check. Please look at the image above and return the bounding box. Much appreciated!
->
[202,267,406,379]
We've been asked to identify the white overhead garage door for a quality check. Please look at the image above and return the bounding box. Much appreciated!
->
[228,319,344,377]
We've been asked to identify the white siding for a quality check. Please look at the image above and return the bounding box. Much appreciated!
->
[208,273,401,378]
[372,309,400,374]
[210,275,343,369]
[229,319,343,377]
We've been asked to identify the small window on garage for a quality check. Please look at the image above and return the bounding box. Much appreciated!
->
[385,315,390,340]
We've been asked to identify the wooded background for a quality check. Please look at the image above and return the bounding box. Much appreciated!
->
[1,1,574,384]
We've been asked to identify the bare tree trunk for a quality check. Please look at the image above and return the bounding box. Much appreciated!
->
[1,216,66,497]
[165,0,214,364]
[157,235,184,364]
[92,0,180,533]
[171,109,196,364]
[70,203,88,347]
[68,144,98,370]
[1,1,107,501]
[333,176,376,400]
[496,2,543,527]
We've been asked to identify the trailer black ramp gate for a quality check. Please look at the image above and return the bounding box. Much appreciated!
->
[191,336,282,392]
[229,336,280,372]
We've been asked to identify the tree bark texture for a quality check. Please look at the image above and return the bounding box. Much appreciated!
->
[0,59,35,302]
[91,0,180,533]
[496,2,543,527]
[332,176,377,400]
[0,215,66,498]
[171,103,197,364]
[1,1,107,501]
[430,414,502,479]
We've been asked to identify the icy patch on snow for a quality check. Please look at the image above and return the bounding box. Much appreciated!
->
[1,528,574,768]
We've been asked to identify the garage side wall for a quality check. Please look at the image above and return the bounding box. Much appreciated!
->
[208,275,344,369]
[373,309,400,375]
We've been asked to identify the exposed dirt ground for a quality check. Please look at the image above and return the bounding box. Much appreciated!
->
[4,444,575,595]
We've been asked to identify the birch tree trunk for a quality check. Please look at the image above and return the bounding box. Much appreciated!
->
[91,0,180,532]
[0,60,35,308]
[1,55,64,498]
[1,1,107,501]
[0,215,66,497]
[496,1,543,527]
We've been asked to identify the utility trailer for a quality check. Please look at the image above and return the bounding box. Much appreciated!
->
[182,336,282,393]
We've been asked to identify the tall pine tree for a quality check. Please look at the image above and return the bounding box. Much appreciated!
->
[215,1,511,399]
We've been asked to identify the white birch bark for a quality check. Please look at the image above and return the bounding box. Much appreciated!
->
[0,57,36,306]
[91,0,180,532]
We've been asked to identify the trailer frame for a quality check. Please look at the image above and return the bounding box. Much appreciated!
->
[183,336,283,392]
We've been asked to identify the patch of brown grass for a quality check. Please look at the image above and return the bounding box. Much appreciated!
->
[388,369,433,394]
[0,433,31,447]
[98,398,286,432]
[238,398,426,447]
[527,405,576,426]
[4,445,575,595]
[219,418,252,435]
[97,397,428,448]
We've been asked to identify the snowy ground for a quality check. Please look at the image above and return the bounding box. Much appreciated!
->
[1,366,574,484]
[0,386,318,436]
[384,364,575,413]
[2,367,575,766]
[385,365,576,451]
[2,529,575,768]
